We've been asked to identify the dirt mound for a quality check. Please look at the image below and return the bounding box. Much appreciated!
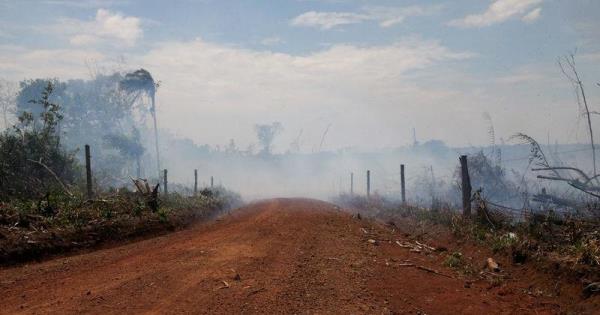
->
[0,198,595,314]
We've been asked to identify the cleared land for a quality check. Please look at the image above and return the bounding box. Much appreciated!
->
[0,198,596,314]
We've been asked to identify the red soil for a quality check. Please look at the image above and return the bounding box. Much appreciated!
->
[0,198,596,314]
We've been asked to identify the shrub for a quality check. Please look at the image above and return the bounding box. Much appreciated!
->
[0,81,78,201]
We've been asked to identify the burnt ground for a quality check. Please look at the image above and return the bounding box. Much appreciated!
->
[0,198,598,314]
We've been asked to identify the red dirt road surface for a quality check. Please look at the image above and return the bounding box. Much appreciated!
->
[0,199,584,314]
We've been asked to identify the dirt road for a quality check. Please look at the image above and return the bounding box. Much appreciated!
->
[0,199,574,314]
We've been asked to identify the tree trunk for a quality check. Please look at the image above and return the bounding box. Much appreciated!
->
[151,94,161,181]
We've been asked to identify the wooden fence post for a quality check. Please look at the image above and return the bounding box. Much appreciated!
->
[85,144,93,199]
[460,155,472,217]
[350,172,354,195]
[194,169,198,196]
[367,170,371,198]
[400,164,406,204]
[163,169,168,197]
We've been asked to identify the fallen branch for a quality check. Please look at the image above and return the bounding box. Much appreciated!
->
[415,265,453,278]
[532,166,590,182]
[26,158,73,197]
[415,240,436,251]
[397,262,453,278]
[532,192,580,207]
[217,280,230,290]
[247,287,266,297]
[396,240,435,253]
[568,183,600,198]
[534,170,600,198]
[536,175,571,182]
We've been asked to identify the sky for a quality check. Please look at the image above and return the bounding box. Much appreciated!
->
[1,0,599,151]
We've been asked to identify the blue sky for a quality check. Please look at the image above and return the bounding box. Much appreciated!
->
[1,0,599,150]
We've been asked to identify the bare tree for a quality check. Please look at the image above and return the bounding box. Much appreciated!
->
[558,52,596,175]
[511,53,600,205]
[289,129,303,153]
[512,133,600,199]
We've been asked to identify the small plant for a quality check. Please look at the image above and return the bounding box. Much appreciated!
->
[444,251,464,268]
[157,207,169,223]
[132,200,145,217]
[444,251,475,275]
[574,237,600,266]
[490,232,519,253]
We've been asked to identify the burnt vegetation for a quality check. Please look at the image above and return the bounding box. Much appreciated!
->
[0,74,241,264]
[0,54,598,297]
[334,53,600,295]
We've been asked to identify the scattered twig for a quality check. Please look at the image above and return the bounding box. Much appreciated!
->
[397,262,453,278]
[415,240,436,251]
[415,265,453,278]
[247,287,266,297]
[218,280,230,290]
[396,240,435,253]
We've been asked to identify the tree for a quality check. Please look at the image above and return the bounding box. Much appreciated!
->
[15,75,145,183]
[513,52,600,203]
[120,69,161,179]
[558,52,596,175]
[0,81,77,200]
[15,79,67,129]
[225,139,238,155]
[104,127,145,177]
[453,151,518,204]
[254,122,283,155]
[0,79,17,129]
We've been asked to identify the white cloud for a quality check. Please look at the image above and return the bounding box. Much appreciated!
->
[291,5,441,30]
[522,7,542,23]
[495,65,559,85]
[449,0,542,28]
[42,0,122,8]
[366,5,443,28]
[290,11,367,29]
[580,52,600,62]
[260,37,284,46]
[0,45,105,79]
[54,8,143,47]
[0,37,582,149]
[131,37,479,148]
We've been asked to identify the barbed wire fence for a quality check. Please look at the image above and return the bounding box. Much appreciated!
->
[335,154,600,224]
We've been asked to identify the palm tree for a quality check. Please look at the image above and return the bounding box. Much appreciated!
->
[119,69,161,179]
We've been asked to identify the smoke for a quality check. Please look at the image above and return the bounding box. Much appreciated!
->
[3,69,598,209]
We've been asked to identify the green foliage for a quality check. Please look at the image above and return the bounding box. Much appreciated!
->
[157,207,169,223]
[15,79,67,125]
[161,186,243,214]
[490,232,519,253]
[15,73,156,185]
[0,186,240,231]
[444,251,464,268]
[119,69,156,100]
[0,81,78,200]
[132,199,145,217]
